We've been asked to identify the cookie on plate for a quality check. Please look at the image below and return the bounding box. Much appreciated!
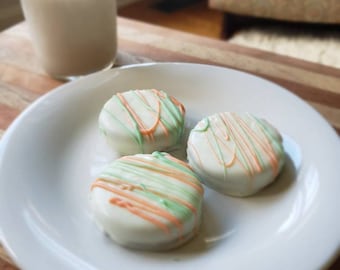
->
[90,152,204,250]
[187,112,285,197]
[98,89,185,155]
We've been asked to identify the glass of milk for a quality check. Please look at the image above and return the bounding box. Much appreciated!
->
[20,0,117,80]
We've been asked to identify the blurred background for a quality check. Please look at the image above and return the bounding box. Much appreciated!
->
[2,0,340,68]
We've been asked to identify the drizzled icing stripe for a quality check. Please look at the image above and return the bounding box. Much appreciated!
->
[101,89,185,152]
[116,92,160,139]
[221,114,263,176]
[121,155,204,194]
[91,181,183,234]
[135,90,169,137]
[190,112,284,178]
[101,163,199,202]
[93,178,198,216]
[234,115,280,174]
[110,197,170,233]
[91,152,203,238]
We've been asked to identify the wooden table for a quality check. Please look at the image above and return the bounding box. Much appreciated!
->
[0,17,339,270]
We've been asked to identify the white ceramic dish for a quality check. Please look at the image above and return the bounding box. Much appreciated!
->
[0,63,339,270]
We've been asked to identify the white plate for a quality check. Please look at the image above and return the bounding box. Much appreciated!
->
[1,63,340,270]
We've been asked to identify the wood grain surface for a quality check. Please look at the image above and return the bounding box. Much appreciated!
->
[0,17,339,270]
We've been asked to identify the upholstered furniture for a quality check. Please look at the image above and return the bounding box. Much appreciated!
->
[208,0,340,37]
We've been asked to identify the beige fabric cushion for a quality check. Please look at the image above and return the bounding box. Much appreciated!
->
[209,0,340,23]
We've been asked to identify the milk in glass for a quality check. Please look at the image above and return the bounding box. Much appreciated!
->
[21,0,117,79]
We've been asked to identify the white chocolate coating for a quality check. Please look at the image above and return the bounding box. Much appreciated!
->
[98,89,185,155]
[187,112,285,197]
[90,152,204,250]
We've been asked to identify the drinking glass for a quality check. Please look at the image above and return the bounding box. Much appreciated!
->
[21,0,117,80]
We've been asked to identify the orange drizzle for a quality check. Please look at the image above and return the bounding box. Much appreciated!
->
[206,129,236,168]
[150,190,198,230]
[227,113,282,176]
[137,90,169,136]
[139,100,161,136]
[92,180,183,234]
[193,113,281,178]
[152,190,197,215]
[230,114,280,175]
[154,89,185,115]
[236,116,279,175]
[204,118,249,174]
[110,197,170,233]
[91,178,141,191]
[93,178,197,215]
[222,114,263,176]
[117,92,160,140]
[169,96,185,115]
[94,177,198,229]
[121,155,204,194]
[118,89,182,140]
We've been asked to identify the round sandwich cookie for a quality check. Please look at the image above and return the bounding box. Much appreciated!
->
[187,112,285,197]
[90,152,204,251]
[98,89,185,155]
